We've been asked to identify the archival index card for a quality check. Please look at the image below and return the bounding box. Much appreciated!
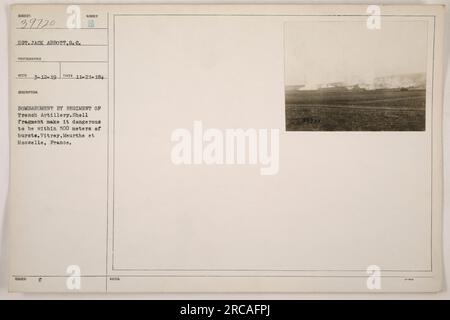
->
[8,4,445,292]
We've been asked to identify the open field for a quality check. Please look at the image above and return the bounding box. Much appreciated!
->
[285,89,426,131]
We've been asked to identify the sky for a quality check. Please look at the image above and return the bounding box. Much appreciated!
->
[284,19,429,87]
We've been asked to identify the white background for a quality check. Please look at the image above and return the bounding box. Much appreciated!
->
[0,0,449,299]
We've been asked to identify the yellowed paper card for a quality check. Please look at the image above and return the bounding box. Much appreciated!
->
[8,4,445,292]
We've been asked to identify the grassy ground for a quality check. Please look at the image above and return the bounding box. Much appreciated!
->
[285,89,426,131]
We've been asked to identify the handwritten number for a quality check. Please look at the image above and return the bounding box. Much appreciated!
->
[19,18,56,29]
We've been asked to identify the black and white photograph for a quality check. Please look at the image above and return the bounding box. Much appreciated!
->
[284,20,429,131]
